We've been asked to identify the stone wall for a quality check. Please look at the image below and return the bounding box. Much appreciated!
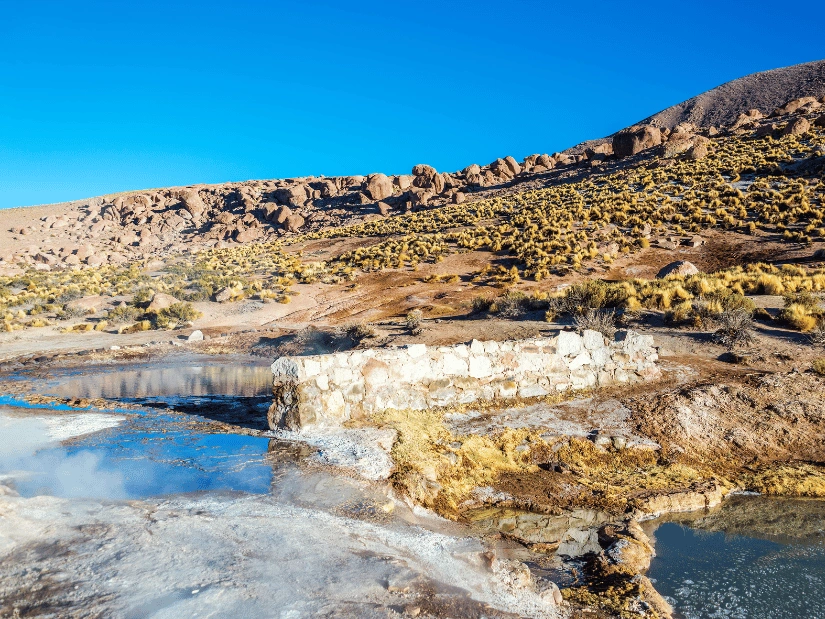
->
[269,330,660,430]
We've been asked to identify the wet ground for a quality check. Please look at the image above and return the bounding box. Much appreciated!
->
[2,359,824,618]
[0,362,562,618]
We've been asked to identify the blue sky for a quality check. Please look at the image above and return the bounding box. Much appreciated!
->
[1,1,823,209]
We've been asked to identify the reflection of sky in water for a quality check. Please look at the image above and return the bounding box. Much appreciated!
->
[2,363,279,499]
[649,518,825,619]
[10,407,275,499]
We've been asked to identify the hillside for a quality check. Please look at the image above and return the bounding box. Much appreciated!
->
[641,59,825,130]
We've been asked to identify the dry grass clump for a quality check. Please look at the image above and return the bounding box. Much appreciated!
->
[779,290,823,331]
[574,308,617,338]
[812,358,825,375]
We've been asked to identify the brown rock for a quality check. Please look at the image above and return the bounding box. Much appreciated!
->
[274,185,309,207]
[235,227,262,243]
[814,114,825,128]
[412,165,438,189]
[685,141,709,160]
[365,173,394,201]
[772,96,819,117]
[284,214,305,232]
[613,125,662,158]
[452,191,466,204]
[271,205,293,224]
[782,117,810,136]
[462,163,481,176]
[179,189,206,220]
[66,296,110,313]
[148,293,179,312]
[395,175,413,191]
[657,261,699,278]
[376,202,392,216]
[730,109,764,130]
[503,156,521,176]
[754,123,778,139]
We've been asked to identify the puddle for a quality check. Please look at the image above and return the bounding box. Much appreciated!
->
[646,496,825,618]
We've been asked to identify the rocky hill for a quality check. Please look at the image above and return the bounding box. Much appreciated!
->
[641,59,825,130]
[1,60,824,278]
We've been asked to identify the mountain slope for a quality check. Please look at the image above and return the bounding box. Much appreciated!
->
[640,59,825,130]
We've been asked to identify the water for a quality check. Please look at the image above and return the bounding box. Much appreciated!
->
[647,496,825,619]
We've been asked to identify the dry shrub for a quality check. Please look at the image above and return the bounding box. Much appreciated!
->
[713,308,756,350]
[405,309,423,335]
[471,296,493,314]
[813,358,825,375]
[574,309,617,339]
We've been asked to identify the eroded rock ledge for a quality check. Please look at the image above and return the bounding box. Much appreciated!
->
[269,329,660,430]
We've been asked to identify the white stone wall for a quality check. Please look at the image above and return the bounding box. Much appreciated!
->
[269,330,659,430]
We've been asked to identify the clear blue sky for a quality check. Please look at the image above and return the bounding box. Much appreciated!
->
[1,1,823,209]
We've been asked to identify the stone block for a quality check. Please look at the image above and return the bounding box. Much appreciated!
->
[557,331,582,357]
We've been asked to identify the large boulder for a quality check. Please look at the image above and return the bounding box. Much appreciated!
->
[365,173,394,201]
[284,214,305,232]
[782,117,810,136]
[274,185,309,207]
[657,261,699,279]
[179,189,206,220]
[772,96,820,117]
[412,164,438,189]
[503,156,521,176]
[815,114,825,128]
[147,293,179,312]
[730,109,764,130]
[612,125,662,158]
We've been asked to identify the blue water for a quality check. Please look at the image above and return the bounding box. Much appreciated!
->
[648,500,825,619]
[2,364,283,499]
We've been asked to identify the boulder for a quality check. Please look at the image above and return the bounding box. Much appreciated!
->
[503,156,521,176]
[656,261,699,279]
[772,96,820,117]
[452,191,466,204]
[376,202,392,216]
[815,114,825,128]
[661,134,695,158]
[412,164,438,189]
[395,175,413,191]
[730,109,764,130]
[685,141,709,161]
[66,296,110,313]
[284,214,305,232]
[187,330,204,342]
[179,189,206,220]
[235,226,263,243]
[782,117,810,136]
[612,125,662,158]
[462,164,481,176]
[147,293,179,312]
[754,123,778,139]
[365,173,394,201]
[274,185,309,207]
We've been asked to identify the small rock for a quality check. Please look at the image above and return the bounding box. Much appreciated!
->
[187,330,204,342]
[147,292,179,312]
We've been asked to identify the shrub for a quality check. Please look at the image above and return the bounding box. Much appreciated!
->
[471,296,493,314]
[780,302,820,331]
[813,358,825,375]
[107,305,142,325]
[492,290,529,318]
[59,304,88,320]
[562,280,609,315]
[334,322,375,346]
[405,309,423,335]
[574,308,617,339]
[713,309,756,350]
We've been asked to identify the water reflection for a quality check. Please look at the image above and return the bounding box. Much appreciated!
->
[647,496,825,619]
[44,362,273,399]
